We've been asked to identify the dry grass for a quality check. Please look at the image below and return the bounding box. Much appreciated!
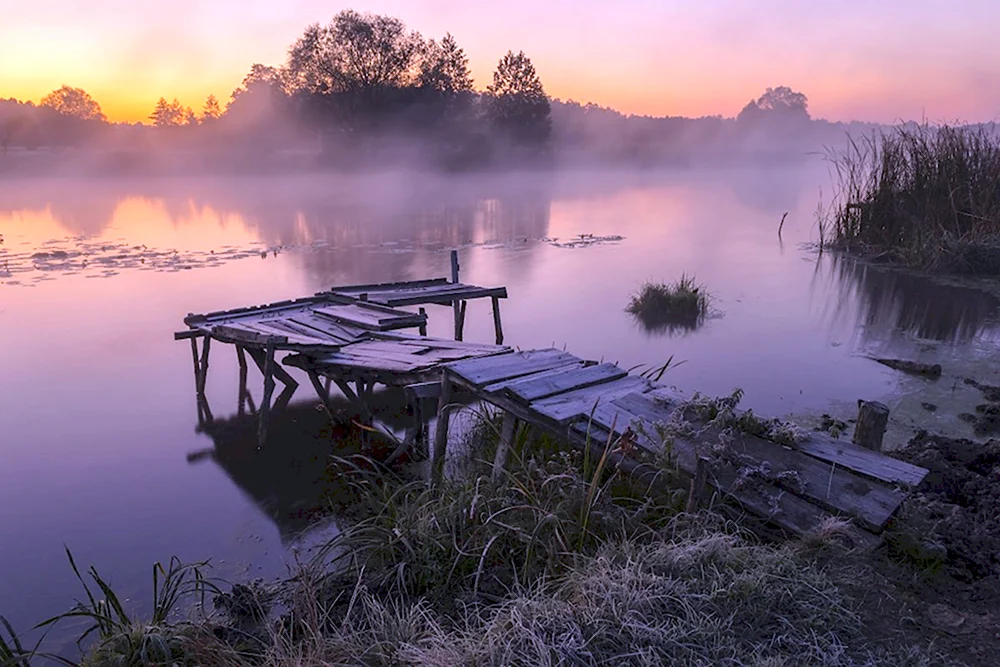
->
[825,123,1000,274]
[626,275,709,333]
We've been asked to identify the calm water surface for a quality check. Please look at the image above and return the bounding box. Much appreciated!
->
[1,166,998,643]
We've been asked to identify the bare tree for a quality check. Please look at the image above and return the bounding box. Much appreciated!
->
[39,86,106,121]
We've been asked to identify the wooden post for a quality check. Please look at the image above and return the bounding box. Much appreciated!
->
[189,337,201,396]
[455,300,467,341]
[418,307,427,336]
[307,370,337,419]
[686,456,710,513]
[257,338,276,449]
[491,296,504,345]
[450,250,461,341]
[492,412,518,483]
[854,400,889,451]
[236,346,248,415]
[431,369,453,486]
[197,336,211,395]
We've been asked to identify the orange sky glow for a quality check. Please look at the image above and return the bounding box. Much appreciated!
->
[2,0,999,124]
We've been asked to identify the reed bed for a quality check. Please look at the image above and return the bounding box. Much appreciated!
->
[825,123,1000,274]
[626,275,709,333]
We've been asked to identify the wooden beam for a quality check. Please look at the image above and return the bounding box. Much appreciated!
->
[189,337,201,397]
[493,412,518,483]
[418,307,427,336]
[491,295,504,345]
[451,250,461,340]
[306,370,337,419]
[237,346,248,415]
[456,300,467,341]
[257,338,276,449]
[197,336,212,395]
[686,456,711,513]
[246,347,299,391]
[431,369,454,486]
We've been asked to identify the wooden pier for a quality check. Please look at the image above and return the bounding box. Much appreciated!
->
[175,253,928,544]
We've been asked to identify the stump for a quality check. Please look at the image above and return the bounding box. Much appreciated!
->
[854,400,889,451]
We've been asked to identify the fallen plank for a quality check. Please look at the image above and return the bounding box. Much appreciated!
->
[313,304,425,331]
[447,349,582,387]
[611,392,907,532]
[646,387,928,488]
[500,363,627,403]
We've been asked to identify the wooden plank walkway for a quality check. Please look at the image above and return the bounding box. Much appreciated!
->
[433,349,929,542]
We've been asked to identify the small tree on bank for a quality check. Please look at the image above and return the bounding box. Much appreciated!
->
[486,51,551,147]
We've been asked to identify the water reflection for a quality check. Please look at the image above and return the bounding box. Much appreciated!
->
[816,253,1000,345]
[189,390,418,544]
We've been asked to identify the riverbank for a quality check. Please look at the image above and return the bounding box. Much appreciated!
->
[6,413,998,666]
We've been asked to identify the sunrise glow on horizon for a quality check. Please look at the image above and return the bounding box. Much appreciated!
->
[2,0,999,125]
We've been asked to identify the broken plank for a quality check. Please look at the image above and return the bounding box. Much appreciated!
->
[287,312,370,343]
[447,349,582,387]
[501,363,628,403]
[482,362,589,394]
[211,323,288,345]
[313,304,425,331]
[646,387,928,488]
[534,376,650,424]
[328,278,450,294]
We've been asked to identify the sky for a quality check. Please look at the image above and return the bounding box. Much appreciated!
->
[2,0,999,124]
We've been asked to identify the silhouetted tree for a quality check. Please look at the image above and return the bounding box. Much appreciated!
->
[419,33,473,94]
[486,51,551,146]
[202,95,222,121]
[149,98,187,126]
[39,86,106,121]
[738,86,810,124]
[286,11,424,95]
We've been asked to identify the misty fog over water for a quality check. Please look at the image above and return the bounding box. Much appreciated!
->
[2,165,999,642]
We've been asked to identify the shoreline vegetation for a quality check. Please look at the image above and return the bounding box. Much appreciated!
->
[0,408,979,666]
[825,124,1000,276]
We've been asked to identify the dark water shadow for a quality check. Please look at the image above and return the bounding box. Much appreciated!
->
[818,253,1000,346]
[188,390,421,544]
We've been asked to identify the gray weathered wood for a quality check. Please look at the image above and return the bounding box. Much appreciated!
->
[482,362,589,394]
[854,400,890,452]
[451,250,462,341]
[492,295,504,345]
[418,307,427,336]
[258,339,276,449]
[533,376,650,424]
[455,300,467,341]
[500,363,627,403]
[431,369,453,486]
[647,387,927,488]
[307,370,337,419]
[237,346,248,415]
[246,347,299,390]
[687,456,711,512]
[197,335,211,394]
[447,350,581,387]
[493,412,519,483]
[189,337,202,396]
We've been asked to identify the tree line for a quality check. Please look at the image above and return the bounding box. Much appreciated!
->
[1,9,834,170]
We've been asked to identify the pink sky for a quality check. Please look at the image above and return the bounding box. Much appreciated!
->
[2,0,998,124]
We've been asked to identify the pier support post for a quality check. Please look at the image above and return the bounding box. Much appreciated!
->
[491,296,504,345]
[236,346,248,415]
[257,338,276,449]
[451,250,462,341]
[197,336,211,394]
[307,370,337,419]
[492,412,518,483]
[854,400,889,451]
[418,307,427,336]
[431,369,453,486]
[686,456,711,513]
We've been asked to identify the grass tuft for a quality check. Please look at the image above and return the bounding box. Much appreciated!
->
[626,275,709,333]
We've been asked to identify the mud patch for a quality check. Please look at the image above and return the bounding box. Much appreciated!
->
[892,432,1000,582]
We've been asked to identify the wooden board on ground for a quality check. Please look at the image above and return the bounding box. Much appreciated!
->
[646,387,928,488]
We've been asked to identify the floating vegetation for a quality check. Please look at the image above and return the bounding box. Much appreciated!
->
[626,275,709,334]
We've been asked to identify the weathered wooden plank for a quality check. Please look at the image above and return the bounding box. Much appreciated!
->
[211,323,289,345]
[533,376,650,424]
[360,285,509,307]
[238,320,331,346]
[611,392,906,531]
[185,294,343,326]
[286,312,369,343]
[448,350,582,387]
[646,387,928,488]
[501,363,628,403]
[482,362,589,394]
[313,304,425,331]
[328,278,451,294]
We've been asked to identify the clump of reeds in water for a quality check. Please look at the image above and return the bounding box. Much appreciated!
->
[825,123,1000,274]
[626,275,708,333]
